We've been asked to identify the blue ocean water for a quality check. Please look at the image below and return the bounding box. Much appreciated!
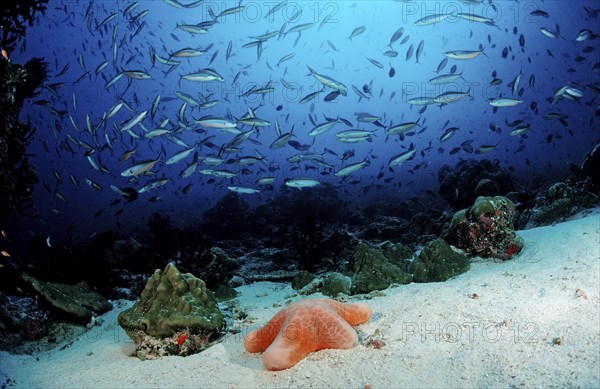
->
[11,0,600,243]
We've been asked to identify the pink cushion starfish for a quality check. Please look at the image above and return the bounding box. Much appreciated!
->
[244,298,372,370]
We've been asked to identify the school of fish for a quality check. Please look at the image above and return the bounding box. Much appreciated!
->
[11,0,600,237]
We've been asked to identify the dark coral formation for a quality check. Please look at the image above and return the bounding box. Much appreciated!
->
[514,141,600,228]
[1,0,50,224]
[239,247,300,283]
[198,187,355,273]
[200,193,252,240]
[438,159,515,211]
[580,141,600,191]
[195,187,450,280]
[118,263,224,358]
[1,0,48,52]
[193,247,239,290]
[445,196,524,260]
[355,195,450,247]
[410,239,470,282]
[527,180,599,227]
[253,185,352,272]
[134,215,239,291]
[0,57,47,225]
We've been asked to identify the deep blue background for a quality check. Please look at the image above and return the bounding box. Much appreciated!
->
[11,0,600,243]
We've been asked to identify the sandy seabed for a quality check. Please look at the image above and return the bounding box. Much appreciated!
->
[1,211,599,389]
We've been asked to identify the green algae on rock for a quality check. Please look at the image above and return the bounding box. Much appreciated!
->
[376,241,415,269]
[20,273,112,323]
[321,272,352,297]
[349,242,412,294]
[118,263,224,346]
[291,270,316,290]
[214,284,240,302]
[410,239,470,283]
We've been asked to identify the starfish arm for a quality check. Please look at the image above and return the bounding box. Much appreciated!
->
[262,320,316,371]
[243,310,287,353]
[327,300,372,326]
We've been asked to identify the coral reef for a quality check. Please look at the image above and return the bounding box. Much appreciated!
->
[118,263,224,358]
[234,228,356,280]
[524,139,600,228]
[438,159,515,211]
[189,247,239,291]
[348,242,412,294]
[199,188,447,277]
[355,196,450,248]
[147,213,178,259]
[290,215,326,272]
[19,273,112,323]
[252,185,347,230]
[249,186,353,272]
[444,196,524,260]
[12,216,234,301]
[2,230,118,302]
[410,239,470,282]
[510,141,600,229]
[199,190,351,276]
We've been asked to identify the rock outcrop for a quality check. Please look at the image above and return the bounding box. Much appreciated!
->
[20,273,112,323]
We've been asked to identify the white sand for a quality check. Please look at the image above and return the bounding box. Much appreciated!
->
[1,212,599,388]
